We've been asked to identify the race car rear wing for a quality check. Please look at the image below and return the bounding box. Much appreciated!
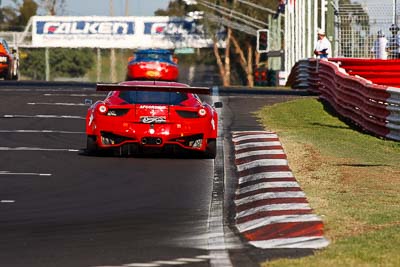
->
[96,83,211,95]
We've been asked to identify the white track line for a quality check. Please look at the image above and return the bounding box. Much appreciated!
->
[236,214,323,233]
[27,102,87,106]
[0,130,85,134]
[0,171,51,176]
[2,114,85,119]
[209,85,232,267]
[43,93,104,97]
[0,147,79,152]
[0,200,15,203]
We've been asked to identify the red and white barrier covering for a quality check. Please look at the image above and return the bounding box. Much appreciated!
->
[288,58,400,141]
[232,131,330,249]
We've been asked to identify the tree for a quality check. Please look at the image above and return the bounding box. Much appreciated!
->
[17,0,37,25]
[39,0,65,15]
[0,0,37,31]
[155,0,187,16]
[191,0,279,86]
[153,0,280,86]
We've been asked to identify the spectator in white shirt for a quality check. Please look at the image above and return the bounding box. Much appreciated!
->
[371,30,388,59]
[314,29,332,59]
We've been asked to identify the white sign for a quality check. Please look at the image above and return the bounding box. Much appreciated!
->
[32,16,224,49]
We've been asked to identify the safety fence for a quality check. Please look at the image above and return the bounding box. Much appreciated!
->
[287,58,400,141]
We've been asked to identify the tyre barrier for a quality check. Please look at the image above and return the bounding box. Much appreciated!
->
[288,58,400,141]
[232,131,330,249]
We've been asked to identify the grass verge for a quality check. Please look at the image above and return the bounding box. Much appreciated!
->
[257,98,400,267]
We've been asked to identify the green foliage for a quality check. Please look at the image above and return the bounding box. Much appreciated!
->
[154,0,190,16]
[18,0,37,25]
[0,0,37,31]
[20,48,95,80]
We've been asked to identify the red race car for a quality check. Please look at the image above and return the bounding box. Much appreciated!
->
[85,80,222,158]
[0,38,19,80]
[126,49,179,81]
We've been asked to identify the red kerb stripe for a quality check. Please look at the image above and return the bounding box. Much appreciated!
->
[243,221,324,241]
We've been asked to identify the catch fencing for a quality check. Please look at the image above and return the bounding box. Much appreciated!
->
[337,2,396,58]
[287,59,400,141]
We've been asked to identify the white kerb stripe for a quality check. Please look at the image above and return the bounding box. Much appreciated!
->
[235,149,285,160]
[234,191,306,206]
[236,214,322,233]
[249,237,330,249]
[232,134,278,142]
[239,171,294,184]
[236,181,300,195]
[237,159,288,172]
[236,203,312,219]
[232,131,275,136]
[235,141,282,151]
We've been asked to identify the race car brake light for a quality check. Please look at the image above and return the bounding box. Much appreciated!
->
[98,104,108,114]
[198,108,207,117]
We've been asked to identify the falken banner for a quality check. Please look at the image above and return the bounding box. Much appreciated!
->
[32,16,220,49]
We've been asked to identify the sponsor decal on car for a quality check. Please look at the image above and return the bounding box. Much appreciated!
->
[140,116,166,123]
[139,105,167,110]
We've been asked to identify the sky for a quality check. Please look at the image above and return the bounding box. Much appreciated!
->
[1,0,170,16]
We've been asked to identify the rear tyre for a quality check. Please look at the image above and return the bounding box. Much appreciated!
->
[4,67,12,80]
[86,135,98,155]
[204,139,217,159]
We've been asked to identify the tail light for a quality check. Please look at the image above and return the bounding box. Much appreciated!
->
[198,108,207,117]
[98,104,108,114]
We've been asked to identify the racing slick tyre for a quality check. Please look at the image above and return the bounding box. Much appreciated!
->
[4,67,12,80]
[204,139,217,159]
[86,135,98,155]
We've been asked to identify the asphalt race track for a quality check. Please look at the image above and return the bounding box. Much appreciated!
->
[0,82,309,267]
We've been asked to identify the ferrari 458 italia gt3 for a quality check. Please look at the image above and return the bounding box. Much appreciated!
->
[85,80,222,158]
[126,49,179,81]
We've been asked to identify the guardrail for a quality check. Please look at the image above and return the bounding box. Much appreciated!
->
[287,58,400,141]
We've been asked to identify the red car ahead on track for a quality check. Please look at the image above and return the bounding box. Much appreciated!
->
[85,80,222,158]
[126,49,179,81]
[0,38,19,80]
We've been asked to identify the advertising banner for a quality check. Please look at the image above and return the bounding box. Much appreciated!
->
[32,16,222,49]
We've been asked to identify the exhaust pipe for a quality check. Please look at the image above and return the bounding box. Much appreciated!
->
[156,138,162,145]
[141,138,147,145]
